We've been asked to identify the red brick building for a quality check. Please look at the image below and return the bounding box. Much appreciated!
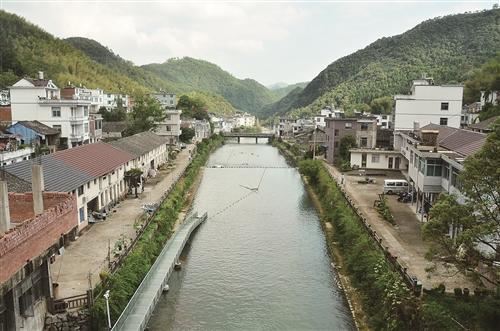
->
[0,190,77,331]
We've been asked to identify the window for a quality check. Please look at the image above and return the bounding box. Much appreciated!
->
[78,186,84,196]
[84,107,89,116]
[441,102,449,111]
[440,117,448,126]
[426,159,442,177]
[94,179,97,184]
[371,154,380,163]
[419,157,425,173]
[334,129,339,136]
[451,168,461,188]
[334,141,339,148]
[316,118,321,122]
[360,137,368,147]
[79,207,85,223]
[52,107,61,117]
[84,123,89,133]
[87,183,90,189]
[442,164,450,180]
[345,122,352,129]
[382,115,387,119]
[360,123,369,131]
[166,125,171,132]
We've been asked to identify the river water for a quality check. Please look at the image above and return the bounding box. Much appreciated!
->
[149,140,354,330]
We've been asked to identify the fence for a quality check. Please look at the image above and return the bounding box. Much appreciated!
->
[48,290,93,314]
[111,212,208,331]
[324,166,422,295]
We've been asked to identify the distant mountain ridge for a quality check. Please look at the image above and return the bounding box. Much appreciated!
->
[259,9,500,117]
[141,57,277,112]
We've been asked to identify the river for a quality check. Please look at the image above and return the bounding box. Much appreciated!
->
[148,140,355,330]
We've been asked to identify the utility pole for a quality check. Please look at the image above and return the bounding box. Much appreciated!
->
[312,128,317,159]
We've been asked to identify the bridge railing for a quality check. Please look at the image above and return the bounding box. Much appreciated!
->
[111,212,207,331]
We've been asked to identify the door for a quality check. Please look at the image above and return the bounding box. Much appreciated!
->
[395,157,400,169]
[361,153,367,168]
[388,157,393,169]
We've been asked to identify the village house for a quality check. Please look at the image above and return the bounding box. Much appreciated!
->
[4,143,134,231]
[9,73,92,149]
[102,121,128,140]
[181,119,211,142]
[468,115,499,134]
[314,108,344,128]
[109,131,169,178]
[325,117,377,164]
[0,173,77,331]
[393,124,486,222]
[0,132,33,166]
[394,77,463,130]
[151,92,182,145]
[7,120,60,153]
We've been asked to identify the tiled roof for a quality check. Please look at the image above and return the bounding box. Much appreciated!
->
[102,121,127,133]
[5,142,134,192]
[468,116,499,131]
[15,121,60,135]
[25,78,50,87]
[4,156,93,192]
[421,123,486,157]
[109,132,167,158]
[2,171,32,193]
[53,142,134,177]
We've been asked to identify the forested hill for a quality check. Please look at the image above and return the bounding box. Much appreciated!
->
[64,37,180,92]
[259,9,500,118]
[142,57,277,112]
[0,10,154,93]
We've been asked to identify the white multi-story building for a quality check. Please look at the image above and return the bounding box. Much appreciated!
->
[393,124,486,222]
[372,114,392,129]
[103,92,132,112]
[89,88,105,113]
[232,113,256,128]
[9,73,91,149]
[152,92,181,145]
[394,78,463,130]
[314,108,344,128]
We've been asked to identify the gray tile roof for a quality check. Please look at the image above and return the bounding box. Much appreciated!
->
[468,116,499,131]
[109,132,167,158]
[421,123,486,157]
[1,171,32,193]
[102,121,128,133]
[15,121,60,135]
[4,156,93,193]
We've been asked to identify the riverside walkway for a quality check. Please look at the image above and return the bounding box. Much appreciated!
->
[112,212,208,331]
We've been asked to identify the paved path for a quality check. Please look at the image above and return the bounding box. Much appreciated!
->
[51,146,195,298]
[324,163,472,291]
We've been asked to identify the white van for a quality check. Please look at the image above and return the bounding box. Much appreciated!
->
[383,179,409,194]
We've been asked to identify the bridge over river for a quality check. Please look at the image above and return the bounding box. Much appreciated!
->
[221,132,275,143]
[111,212,207,331]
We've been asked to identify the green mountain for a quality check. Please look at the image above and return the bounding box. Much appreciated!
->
[270,82,308,99]
[0,10,152,93]
[260,9,500,118]
[142,57,277,112]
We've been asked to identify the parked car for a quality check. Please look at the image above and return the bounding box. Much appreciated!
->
[383,179,408,195]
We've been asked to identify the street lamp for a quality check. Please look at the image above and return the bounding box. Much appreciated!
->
[104,290,112,330]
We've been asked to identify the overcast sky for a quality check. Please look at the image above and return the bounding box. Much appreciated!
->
[2,0,497,86]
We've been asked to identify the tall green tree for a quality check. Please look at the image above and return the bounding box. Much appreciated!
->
[339,135,357,164]
[370,96,394,114]
[124,96,165,136]
[423,118,500,286]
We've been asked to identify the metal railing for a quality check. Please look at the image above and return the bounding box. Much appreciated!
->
[111,212,208,331]
[48,291,92,314]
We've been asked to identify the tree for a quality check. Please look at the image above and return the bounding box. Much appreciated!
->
[179,127,195,143]
[370,96,394,114]
[423,118,500,286]
[463,54,500,105]
[339,135,357,164]
[177,94,209,120]
[124,96,165,136]
[98,106,126,122]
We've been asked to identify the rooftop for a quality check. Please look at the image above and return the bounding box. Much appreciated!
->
[420,123,486,157]
[4,142,134,192]
[102,121,128,133]
[109,131,168,158]
[13,120,60,135]
[468,116,499,131]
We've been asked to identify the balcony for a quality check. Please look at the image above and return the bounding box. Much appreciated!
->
[69,116,87,124]
[38,97,91,105]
